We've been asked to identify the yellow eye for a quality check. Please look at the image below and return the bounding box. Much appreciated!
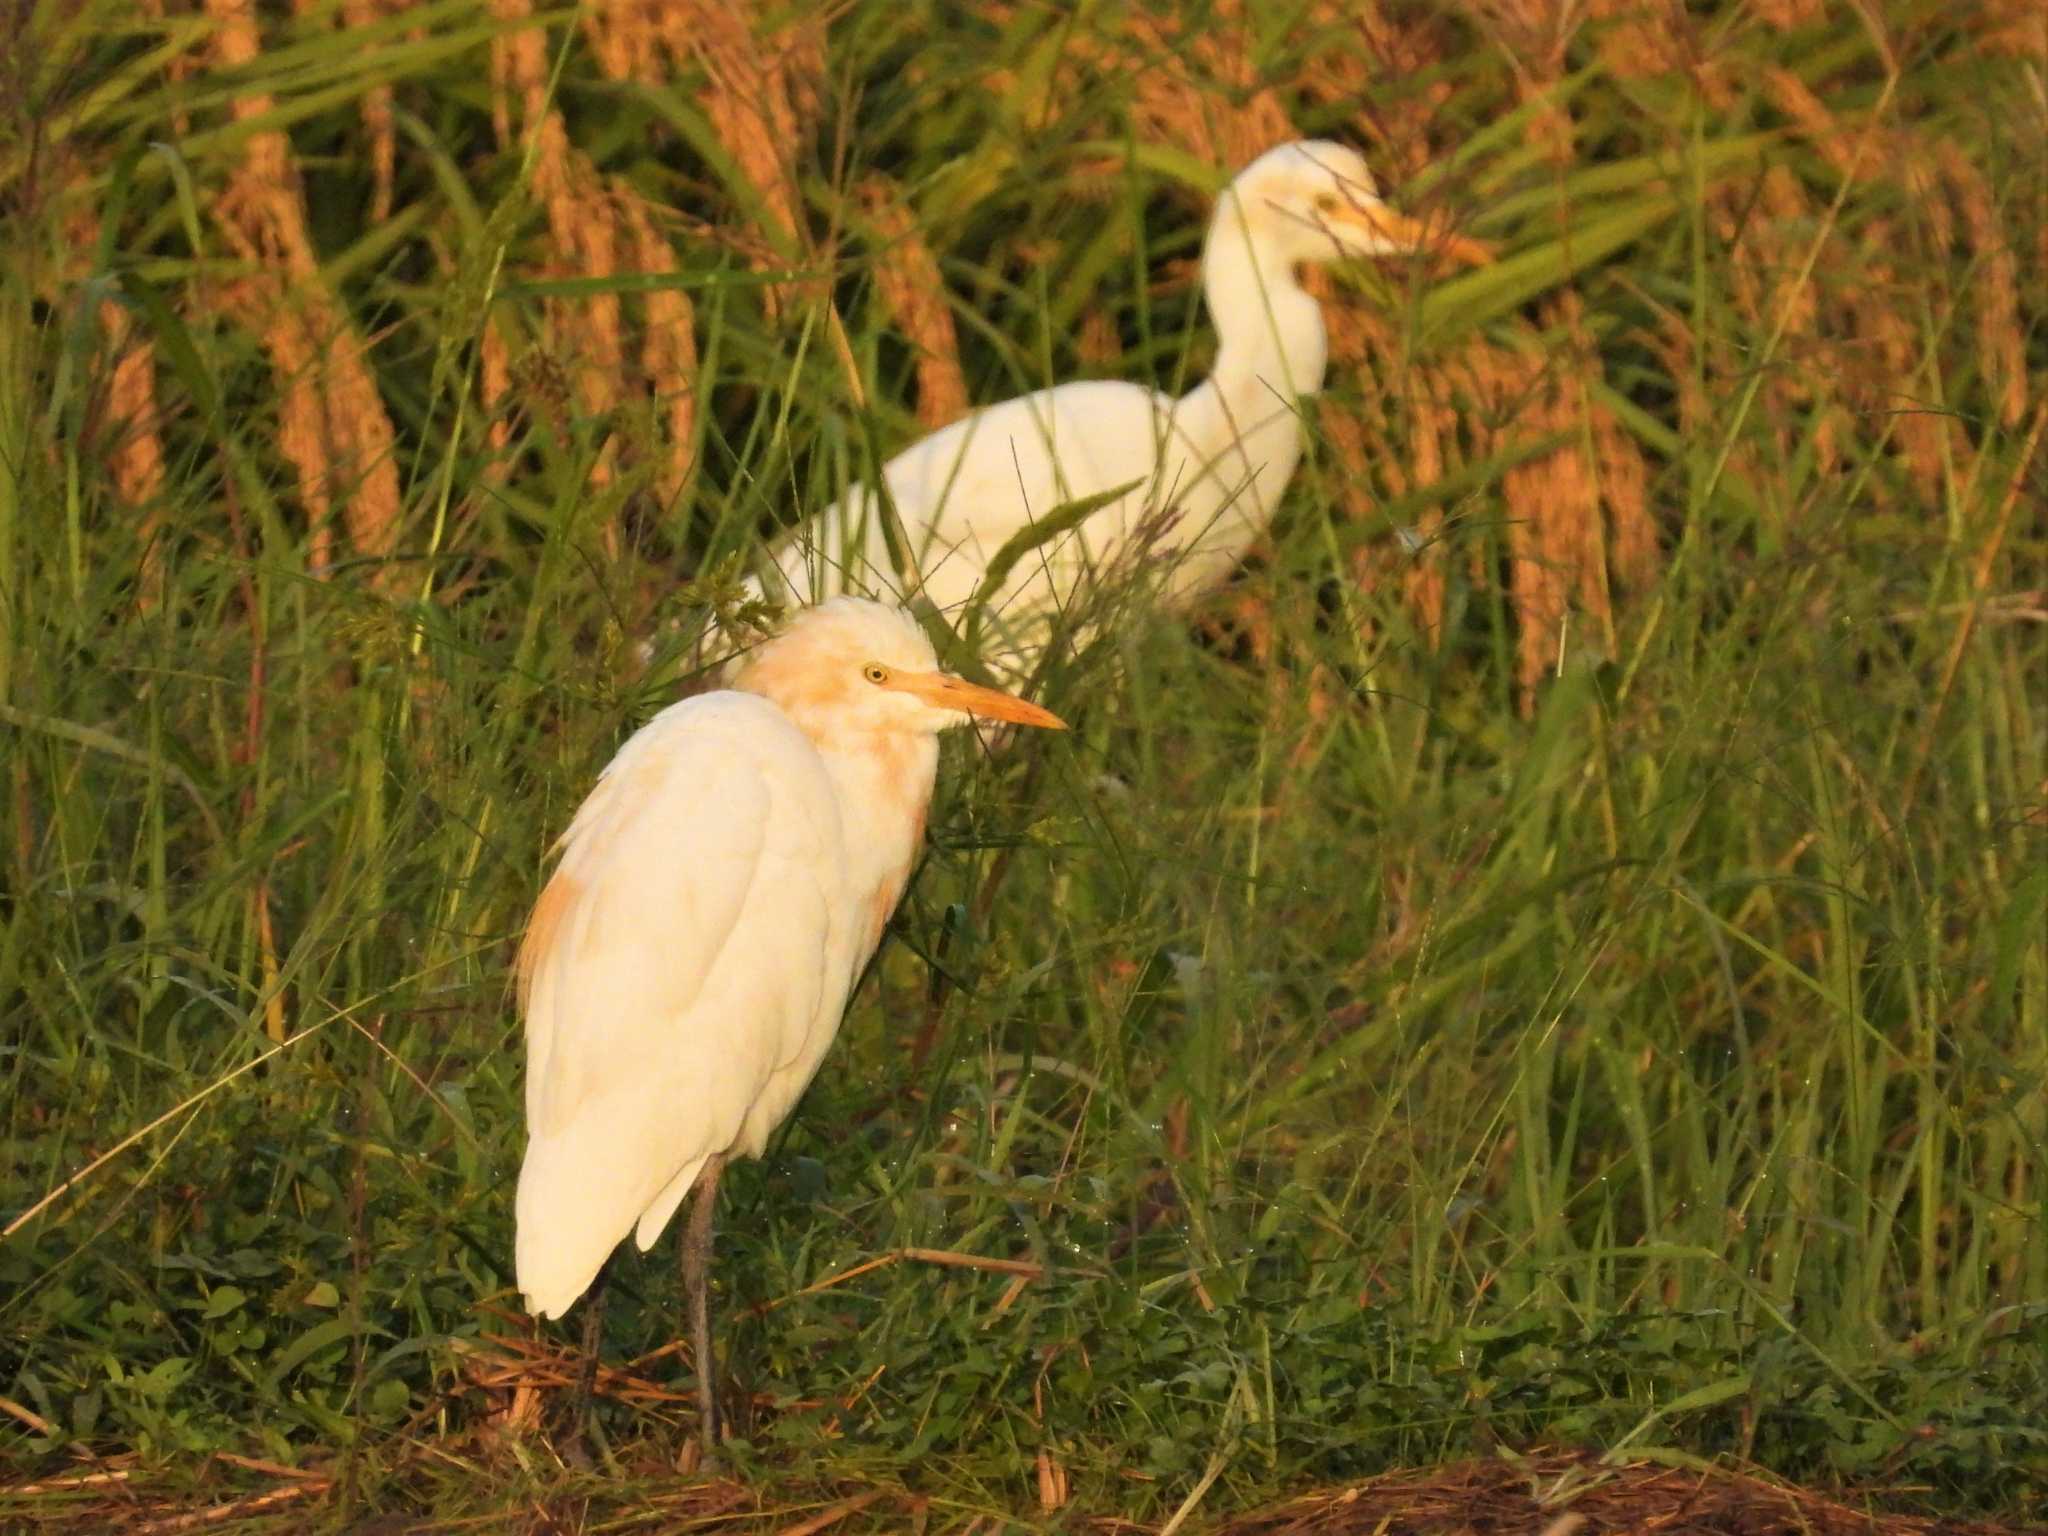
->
[862,663,891,685]
[1314,192,1341,213]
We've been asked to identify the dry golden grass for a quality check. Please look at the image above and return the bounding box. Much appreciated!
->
[478,315,514,472]
[618,182,700,509]
[133,0,194,137]
[57,178,168,603]
[202,0,402,572]
[1587,0,1736,109]
[662,0,827,317]
[1976,0,2048,57]
[1109,2,1298,172]
[44,0,2038,729]
[494,0,625,514]
[1074,307,1122,369]
[489,0,724,547]
[1938,138,2027,430]
[1482,316,1609,702]
[1454,0,1577,163]
[1293,1,1463,179]
[340,0,402,223]
[1704,61,2039,525]
[857,174,969,431]
[203,0,403,574]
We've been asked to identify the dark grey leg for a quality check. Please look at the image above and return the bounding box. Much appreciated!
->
[682,1154,726,1460]
[562,1264,609,1463]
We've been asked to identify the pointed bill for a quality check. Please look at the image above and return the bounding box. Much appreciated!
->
[892,671,1068,730]
[1339,202,1494,266]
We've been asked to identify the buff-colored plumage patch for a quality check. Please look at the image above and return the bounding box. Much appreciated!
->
[733,643,858,727]
[517,868,581,1012]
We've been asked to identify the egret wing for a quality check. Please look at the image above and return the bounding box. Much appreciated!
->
[769,380,1175,622]
[514,692,847,1318]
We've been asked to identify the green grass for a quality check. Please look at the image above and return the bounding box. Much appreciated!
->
[3,0,2046,1528]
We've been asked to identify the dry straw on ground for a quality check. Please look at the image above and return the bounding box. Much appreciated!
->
[12,1444,2047,1534]
[1208,1448,2048,1536]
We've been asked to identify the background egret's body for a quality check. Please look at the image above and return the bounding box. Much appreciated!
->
[758,141,1487,663]
[515,598,1063,1448]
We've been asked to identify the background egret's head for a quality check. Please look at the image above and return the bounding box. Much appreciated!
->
[1221,139,1488,266]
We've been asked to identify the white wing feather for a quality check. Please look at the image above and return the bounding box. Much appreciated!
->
[515,693,851,1319]
[763,374,1291,673]
[770,380,1176,622]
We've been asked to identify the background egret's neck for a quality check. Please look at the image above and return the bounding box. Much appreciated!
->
[1149,206,1328,567]
[1198,208,1329,410]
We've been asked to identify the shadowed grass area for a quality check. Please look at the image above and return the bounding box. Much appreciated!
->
[2,0,2045,1529]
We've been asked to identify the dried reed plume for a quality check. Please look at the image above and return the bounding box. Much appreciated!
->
[617,184,700,509]
[339,0,401,222]
[58,182,167,603]
[1937,139,2027,429]
[1587,0,1735,109]
[205,0,402,575]
[857,175,968,431]
[655,0,827,317]
[1454,0,1580,163]
[1073,0,1297,171]
[493,0,628,542]
[1488,329,1612,707]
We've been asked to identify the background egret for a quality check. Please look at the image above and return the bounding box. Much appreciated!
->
[515,598,1065,1453]
[758,140,1490,666]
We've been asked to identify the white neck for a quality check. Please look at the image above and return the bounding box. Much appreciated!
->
[1196,207,1330,412]
[813,730,938,913]
[1157,204,1329,564]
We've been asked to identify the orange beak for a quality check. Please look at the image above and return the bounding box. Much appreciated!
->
[1336,202,1494,267]
[893,671,1068,731]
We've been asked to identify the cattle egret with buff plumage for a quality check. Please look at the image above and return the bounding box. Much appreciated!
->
[515,597,1066,1455]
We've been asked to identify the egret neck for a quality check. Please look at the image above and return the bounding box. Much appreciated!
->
[1165,195,1329,569]
[812,723,939,949]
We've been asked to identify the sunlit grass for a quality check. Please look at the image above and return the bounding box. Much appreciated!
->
[2,0,2044,1528]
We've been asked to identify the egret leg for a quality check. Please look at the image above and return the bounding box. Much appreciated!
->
[682,1153,726,1459]
[562,1264,609,1463]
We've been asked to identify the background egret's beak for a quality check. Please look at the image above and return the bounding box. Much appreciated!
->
[1336,201,1494,266]
[895,671,1068,730]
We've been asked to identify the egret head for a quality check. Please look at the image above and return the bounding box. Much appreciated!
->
[733,598,1067,740]
[1221,140,1489,268]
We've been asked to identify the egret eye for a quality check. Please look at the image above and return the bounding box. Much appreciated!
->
[862,663,892,685]
[1314,191,1341,213]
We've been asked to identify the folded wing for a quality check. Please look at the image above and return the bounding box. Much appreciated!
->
[768,379,1175,622]
[515,693,848,1319]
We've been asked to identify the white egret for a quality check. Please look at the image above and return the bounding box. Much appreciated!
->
[758,140,1489,666]
[515,597,1066,1454]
